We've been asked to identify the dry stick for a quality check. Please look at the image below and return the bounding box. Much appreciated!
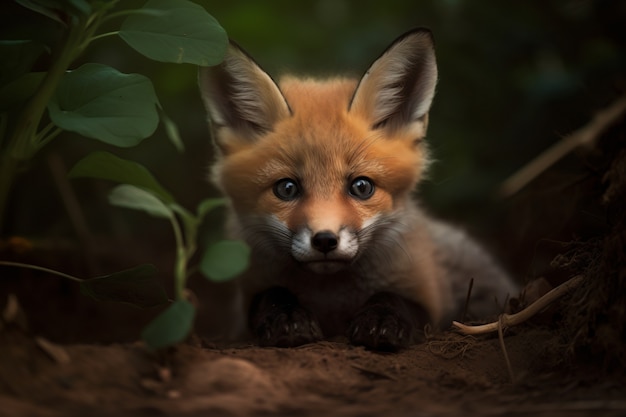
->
[498,315,515,384]
[452,275,584,335]
[500,95,626,197]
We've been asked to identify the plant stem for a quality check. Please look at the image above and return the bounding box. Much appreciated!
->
[9,22,86,159]
[87,31,119,44]
[100,8,165,24]
[0,19,87,234]
[0,261,84,282]
[37,127,64,149]
[169,214,187,301]
[174,246,187,301]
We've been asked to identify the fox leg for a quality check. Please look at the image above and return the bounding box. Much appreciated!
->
[249,286,323,347]
[348,292,429,351]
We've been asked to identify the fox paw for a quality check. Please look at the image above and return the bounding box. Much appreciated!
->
[250,287,323,347]
[348,292,424,351]
[254,306,323,347]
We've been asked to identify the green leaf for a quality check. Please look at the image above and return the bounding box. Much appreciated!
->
[16,0,92,24]
[68,151,174,204]
[48,63,159,147]
[200,240,250,282]
[119,0,227,65]
[196,197,225,221]
[109,184,173,219]
[0,72,45,111]
[79,264,168,309]
[141,299,195,350]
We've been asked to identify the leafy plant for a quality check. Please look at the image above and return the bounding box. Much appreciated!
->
[0,0,248,349]
[70,151,250,349]
[0,0,227,231]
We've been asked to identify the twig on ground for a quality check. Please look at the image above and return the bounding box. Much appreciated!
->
[498,315,515,383]
[500,95,626,197]
[452,275,584,335]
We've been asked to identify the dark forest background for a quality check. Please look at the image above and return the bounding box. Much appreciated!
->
[1,0,625,327]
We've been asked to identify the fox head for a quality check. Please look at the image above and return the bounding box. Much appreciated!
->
[199,29,438,274]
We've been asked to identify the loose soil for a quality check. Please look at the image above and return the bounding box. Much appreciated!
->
[1,310,625,417]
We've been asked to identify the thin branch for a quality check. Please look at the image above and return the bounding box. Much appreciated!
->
[86,31,119,44]
[0,261,84,283]
[498,315,515,383]
[500,95,626,197]
[452,275,584,335]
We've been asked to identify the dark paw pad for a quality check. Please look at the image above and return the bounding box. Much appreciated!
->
[254,306,323,347]
[348,304,414,351]
[250,287,323,347]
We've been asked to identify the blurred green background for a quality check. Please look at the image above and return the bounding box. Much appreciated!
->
[2,0,625,281]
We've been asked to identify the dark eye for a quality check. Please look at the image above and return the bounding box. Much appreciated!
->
[273,178,300,201]
[349,177,375,200]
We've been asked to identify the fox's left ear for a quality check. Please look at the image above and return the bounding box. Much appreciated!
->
[349,29,437,137]
[198,41,291,151]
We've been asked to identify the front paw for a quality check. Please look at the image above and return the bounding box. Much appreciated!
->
[250,287,323,347]
[348,292,424,351]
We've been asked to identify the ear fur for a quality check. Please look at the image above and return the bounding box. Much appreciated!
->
[198,41,291,142]
[349,28,438,135]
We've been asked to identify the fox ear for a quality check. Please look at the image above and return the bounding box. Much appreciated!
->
[349,29,437,136]
[199,41,291,144]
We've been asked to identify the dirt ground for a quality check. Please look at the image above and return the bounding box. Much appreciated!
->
[1,302,625,417]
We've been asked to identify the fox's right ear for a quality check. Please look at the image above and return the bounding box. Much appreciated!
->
[199,41,291,148]
[349,29,437,137]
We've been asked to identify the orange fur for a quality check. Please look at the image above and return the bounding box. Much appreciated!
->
[199,29,518,344]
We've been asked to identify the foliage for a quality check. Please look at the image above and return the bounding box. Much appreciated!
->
[0,0,249,350]
[0,0,227,231]
[69,151,250,349]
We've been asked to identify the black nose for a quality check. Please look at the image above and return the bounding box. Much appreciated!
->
[311,231,339,254]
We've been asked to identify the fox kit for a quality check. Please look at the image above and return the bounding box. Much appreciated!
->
[199,28,518,350]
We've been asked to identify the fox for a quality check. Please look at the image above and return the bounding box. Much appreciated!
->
[199,28,518,351]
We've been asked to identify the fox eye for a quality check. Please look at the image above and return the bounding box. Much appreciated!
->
[349,177,375,200]
[273,178,300,201]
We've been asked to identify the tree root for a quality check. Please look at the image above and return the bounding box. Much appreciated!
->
[452,275,584,335]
